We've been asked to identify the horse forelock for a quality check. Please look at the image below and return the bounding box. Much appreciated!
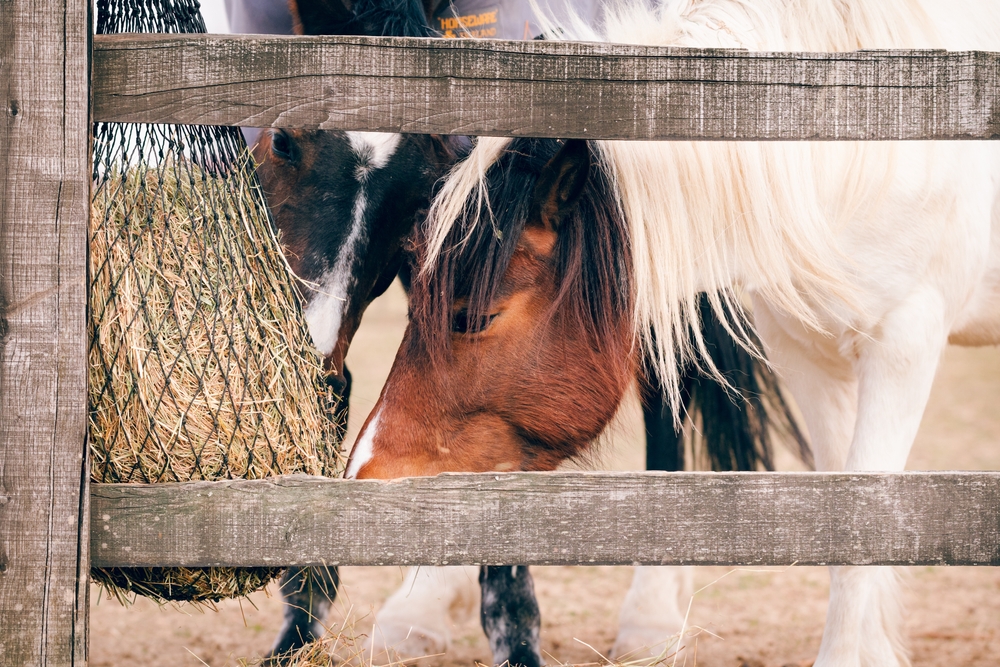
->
[422,136,512,272]
[411,138,633,371]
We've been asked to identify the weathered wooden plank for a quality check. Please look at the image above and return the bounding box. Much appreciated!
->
[0,0,91,664]
[91,472,1000,568]
[91,34,1000,140]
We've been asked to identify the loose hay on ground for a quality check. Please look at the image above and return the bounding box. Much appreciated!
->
[251,632,686,667]
[89,139,344,603]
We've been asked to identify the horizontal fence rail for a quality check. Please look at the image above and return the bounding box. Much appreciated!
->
[92,35,1000,140]
[91,472,1000,568]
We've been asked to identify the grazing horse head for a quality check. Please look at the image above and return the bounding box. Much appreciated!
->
[250,1,491,664]
[347,138,638,478]
[253,129,465,388]
[252,0,461,389]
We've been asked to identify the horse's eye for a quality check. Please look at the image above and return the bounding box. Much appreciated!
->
[270,130,295,162]
[451,310,499,334]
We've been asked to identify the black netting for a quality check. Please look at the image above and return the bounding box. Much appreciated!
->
[90,0,343,603]
[97,0,207,34]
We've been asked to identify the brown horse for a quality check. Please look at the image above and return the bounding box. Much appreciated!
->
[347,139,627,476]
[343,136,810,665]
[348,137,804,480]
[263,133,804,666]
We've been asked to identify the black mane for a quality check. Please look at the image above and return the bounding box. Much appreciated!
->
[354,0,438,36]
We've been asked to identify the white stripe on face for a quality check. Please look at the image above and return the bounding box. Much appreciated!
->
[347,132,403,180]
[346,404,382,478]
[304,190,366,357]
[302,132,402,357]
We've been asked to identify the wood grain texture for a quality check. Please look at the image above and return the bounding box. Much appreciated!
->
[91,472,1000,568]
[0,0,90,665]
[91,34,1000,139]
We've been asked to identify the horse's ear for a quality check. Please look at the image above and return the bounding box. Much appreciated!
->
[288,0,355,35]
[530,139,591,233]
[426,134,467,164]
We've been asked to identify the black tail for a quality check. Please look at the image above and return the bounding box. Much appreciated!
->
[642,293,811,473]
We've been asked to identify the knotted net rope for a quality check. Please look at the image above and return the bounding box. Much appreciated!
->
[90,0,344,603]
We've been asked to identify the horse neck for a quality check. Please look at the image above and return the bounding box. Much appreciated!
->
[604,140,847,299]
[594,137,864,413]
[601,0,959,51]
[592,0,988,388]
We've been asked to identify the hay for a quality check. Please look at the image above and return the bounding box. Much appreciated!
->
[89,134,344,603]
[251,632,686,667]
[95,566,277,606]
[245,613,685,667]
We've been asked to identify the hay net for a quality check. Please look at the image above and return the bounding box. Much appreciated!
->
[91,0,344,601]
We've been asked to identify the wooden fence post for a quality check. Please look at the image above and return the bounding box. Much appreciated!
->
[0,0,91,664]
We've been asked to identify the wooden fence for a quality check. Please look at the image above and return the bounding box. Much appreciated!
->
[92,473,1000,569]
[94,34,1000,139]
[1,7,999,666]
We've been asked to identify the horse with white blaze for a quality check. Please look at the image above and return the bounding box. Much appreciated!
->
[348,1,1000,665]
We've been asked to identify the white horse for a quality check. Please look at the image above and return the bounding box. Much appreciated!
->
[347,1,1000,665]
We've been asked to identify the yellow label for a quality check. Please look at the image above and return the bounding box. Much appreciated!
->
[438,9,499,38]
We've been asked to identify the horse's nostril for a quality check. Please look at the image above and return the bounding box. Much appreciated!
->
[325,372,348,398]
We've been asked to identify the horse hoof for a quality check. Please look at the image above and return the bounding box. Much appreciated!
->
[609,626,685,663]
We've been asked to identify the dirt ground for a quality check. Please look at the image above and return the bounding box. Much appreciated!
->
[90,282,1000,666]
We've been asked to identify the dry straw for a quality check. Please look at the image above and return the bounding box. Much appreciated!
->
[247,629,686,667]
[89,126,344,603]
[242,601,687,667]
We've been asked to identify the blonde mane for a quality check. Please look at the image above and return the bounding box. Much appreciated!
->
[423,0,1000,409]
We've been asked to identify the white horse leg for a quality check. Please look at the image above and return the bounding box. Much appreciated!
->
[758,288,947,667]
[814,289,948,667]
[751,297,858,473]
[818,566,907,667]
[753,297,861,664]
[843,291,948,473]
[360,565,480,663]
[610,566,693,661]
